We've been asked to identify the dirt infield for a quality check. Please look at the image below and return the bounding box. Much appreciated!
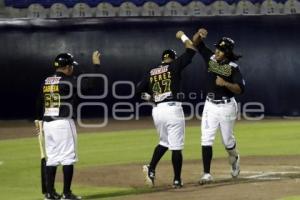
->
[71,155,300,200]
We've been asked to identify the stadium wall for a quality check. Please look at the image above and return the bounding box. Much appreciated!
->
[0,16,299,119]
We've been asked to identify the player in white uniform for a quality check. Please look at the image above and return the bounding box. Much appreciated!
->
[136,31,197,188]
[36,51,101,200]
[191,29,245,184]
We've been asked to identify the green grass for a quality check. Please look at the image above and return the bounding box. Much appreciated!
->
[0,120,300,199]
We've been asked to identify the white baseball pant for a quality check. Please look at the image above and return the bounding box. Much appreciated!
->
[152,102,185,150]
[43,119,78,166]
[201,98,238,149]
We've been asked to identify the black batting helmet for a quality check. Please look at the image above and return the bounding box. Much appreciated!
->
[54,53,77,68]
[215,37,235,54]
[215,37,241,61]
[162,49,177,61]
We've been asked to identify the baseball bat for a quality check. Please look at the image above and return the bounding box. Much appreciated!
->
[35,120,47,194]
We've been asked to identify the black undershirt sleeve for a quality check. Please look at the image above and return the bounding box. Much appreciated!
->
[173,48,196,72]
[75,64,101,91]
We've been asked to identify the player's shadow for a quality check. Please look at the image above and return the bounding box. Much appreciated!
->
[83,180,244,199]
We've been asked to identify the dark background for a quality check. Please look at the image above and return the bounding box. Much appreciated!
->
[0,16,299,119]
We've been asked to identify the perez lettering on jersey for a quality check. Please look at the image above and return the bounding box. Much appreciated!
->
[150,71,172,83]
[45,77,62,85]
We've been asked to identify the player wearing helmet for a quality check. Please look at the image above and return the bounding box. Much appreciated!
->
[36,51,101,200]
[137,31,197,188]
[191,29,245,184]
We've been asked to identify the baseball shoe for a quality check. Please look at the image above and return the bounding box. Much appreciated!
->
[199,173,213,185]
[142,165,155,187]
[44,191,61,200]
[60,192,82,200]
[231,155,240,178]
[172,179,183,189]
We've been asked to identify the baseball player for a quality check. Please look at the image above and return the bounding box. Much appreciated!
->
[136,31,197,188]
[191,28,245,184]
[36,51,101,200]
